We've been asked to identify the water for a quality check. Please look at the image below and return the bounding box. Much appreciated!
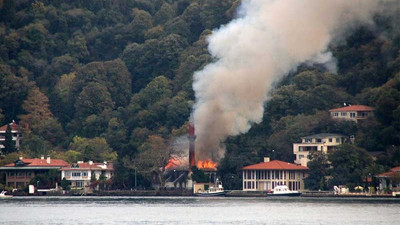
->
[0,196,399,224]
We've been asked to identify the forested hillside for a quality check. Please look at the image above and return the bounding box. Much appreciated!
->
[0,0,399,190]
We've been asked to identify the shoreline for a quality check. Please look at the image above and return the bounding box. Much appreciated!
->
[8,190,398,198]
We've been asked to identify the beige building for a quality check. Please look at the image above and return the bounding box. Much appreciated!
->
[242,158,308,191]
[293,133,346,166]
[329,105,374,122]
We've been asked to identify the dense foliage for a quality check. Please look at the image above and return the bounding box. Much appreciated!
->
[0,0,399,190]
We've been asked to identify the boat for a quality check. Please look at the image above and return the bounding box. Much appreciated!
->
[194,179,226,197]
[0,191,13,198]
[266,185,301,196]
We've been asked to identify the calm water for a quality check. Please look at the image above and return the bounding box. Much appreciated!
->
[0,196,399,225]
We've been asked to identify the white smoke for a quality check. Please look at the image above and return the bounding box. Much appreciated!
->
[192,0,388,160]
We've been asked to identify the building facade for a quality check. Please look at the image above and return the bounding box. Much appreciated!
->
[0,156,69,188]
[60,161,114,191]
[329,105,374,122]
[376,166,400,192]
[242,158,308,191]
[293,133,345,166]
[0,121,22,151]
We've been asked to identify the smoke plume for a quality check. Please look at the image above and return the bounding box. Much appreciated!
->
[193,0,387,160]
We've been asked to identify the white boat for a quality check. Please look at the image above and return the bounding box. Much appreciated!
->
[0,191,13,198]
[267,185,301,196]
[195,179,225,197]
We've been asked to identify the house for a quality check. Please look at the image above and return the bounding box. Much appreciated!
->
[0,156,69,188]
[60,161,114,192]
[0,121,22,151]
[293,133,346,166]
[329,105,374,122]
[242,157,308,191]
[375,166,400,192]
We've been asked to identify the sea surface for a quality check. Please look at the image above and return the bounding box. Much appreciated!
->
[0,196,399,225]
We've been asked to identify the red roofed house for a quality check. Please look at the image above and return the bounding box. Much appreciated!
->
[329,104,374,122]
[60,161,114,192]
[0,121,22,151]
[242,158,308,192]
[0,156,69,188]
[375,166,400,192]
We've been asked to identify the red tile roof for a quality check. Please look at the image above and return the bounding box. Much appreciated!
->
[329,105,374,112]
[0,122,21,132]
[375,166,400,177]
[390,166,400,172]
[4,158,69,167]
[242,160,309,170]
[60,162,114,171]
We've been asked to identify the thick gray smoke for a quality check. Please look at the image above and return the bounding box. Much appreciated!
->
[192,0,387,160]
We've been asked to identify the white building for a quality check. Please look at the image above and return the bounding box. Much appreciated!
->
[242,157,308,191]
[60,161,114,192]
[293,133,345,166]
[0,121,22,151]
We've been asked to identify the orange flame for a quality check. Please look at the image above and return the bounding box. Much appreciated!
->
[165,158,180,170]
[197,160,217,170]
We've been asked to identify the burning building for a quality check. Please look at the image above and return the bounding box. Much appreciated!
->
[162,118,218,189]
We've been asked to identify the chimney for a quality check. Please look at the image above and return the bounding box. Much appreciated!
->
[46,155,51,164]
[188,116,196,170]
[89,160,93,166]
[264,157,270,163]
[41,155,44,160]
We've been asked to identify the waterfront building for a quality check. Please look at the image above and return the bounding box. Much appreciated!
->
[242,157,308,191]
[293,133,346,166]
[60,161,114,191]
[0,156,69,188]
[0,121,22,152]
[375,166,400,191]
[329,105,374,122]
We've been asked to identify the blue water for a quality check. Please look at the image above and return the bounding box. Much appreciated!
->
[0,196,399,224]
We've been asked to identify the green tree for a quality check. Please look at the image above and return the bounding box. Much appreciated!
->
[3,124,16,154]
[74,82,114,118]
[69,136,117,162]
[328,144,374,188]
[304,152,329,190]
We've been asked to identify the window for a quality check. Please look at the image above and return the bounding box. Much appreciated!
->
[66,171,71,177]
[341,112,347,116]
[9,172,15,177]
[316,138,322,143]
[17,172,25,177]
[299,155,304,159]
[82,172,88,177]
[75,181,84,187]
[305,138,312,143]
[350,112,356,118]
[336,138,340,143]
[27,172,32,177]
[72,172,81,177]
[329,138,332,142]
[333,112,338,117]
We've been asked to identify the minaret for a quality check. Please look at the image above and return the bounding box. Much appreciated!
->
[188,116,196,170]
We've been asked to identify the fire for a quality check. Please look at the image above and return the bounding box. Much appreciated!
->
[197,160,217,170]
[165,158,180,170]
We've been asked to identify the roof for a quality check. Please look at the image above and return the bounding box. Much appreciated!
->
[242,160,309,170]
[302,133,345,139]
[375,166,400,177]
[329,105,374,112]
[0,121,21,132]
[2,158,69,168]
[60,162,114,171]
